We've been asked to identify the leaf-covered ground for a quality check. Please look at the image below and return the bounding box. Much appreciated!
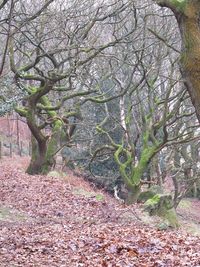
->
[0,157,200,267]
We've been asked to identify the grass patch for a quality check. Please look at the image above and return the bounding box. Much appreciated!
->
[181,221,200,236]
[178,199,192,209]
[47,170,66,178]
[95,194,104,201]
[0,206,27,222]
[72,188,104,201]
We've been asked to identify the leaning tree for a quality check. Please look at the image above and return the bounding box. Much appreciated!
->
[154,0,200,123]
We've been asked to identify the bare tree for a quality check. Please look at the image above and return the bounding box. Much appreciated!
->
[89,9,199,203]
[154,0,200,123]
[9,0,137,174]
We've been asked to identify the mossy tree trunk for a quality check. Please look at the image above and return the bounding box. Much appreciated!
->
[114,128,162,204]
[26,135,48,175]
[15,81,82,175]
[16,84,65,175]
[126,185,141,205]
[27,122,63,175]
[155,0,200,122]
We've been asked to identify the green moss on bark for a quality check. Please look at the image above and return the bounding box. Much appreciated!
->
[113,142,159,204]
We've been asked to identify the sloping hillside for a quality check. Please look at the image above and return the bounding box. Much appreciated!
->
[0,157,200,267]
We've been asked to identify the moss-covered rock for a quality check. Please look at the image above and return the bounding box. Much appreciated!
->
[144,194,179,228]
[137,185,163,203]
[138,191,157,203]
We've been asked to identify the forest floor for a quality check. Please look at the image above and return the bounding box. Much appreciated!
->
[0,157,200,267]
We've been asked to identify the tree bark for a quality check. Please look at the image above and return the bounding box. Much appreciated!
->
[26,122,63,175]
[26,135,48,175]
[155,0,200,122]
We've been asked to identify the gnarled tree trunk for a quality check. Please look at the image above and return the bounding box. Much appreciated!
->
[27,135,48,175]
[26,119,63,175]
[155,0,200,122]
